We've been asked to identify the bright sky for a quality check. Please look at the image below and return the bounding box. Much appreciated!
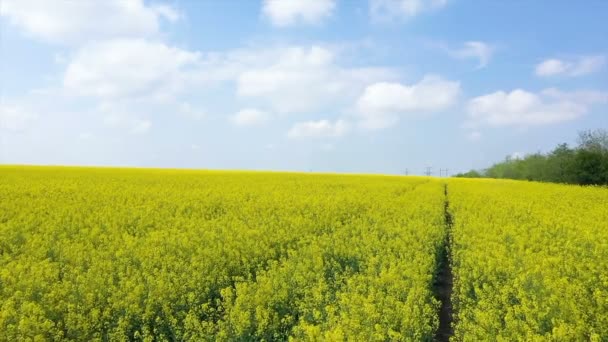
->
[1,0,607,175]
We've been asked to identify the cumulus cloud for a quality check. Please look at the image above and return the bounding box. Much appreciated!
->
[0,104,37,131]
[55,42,394,131]
[466,88,608,127]
[355,75,460,129]
[446,41,494,68]
[238,46,334,98]
[262,0,336,26]
[63,39,200,99]
[230,109,271,126]
[535,59,569,77]
[370,0,448,21]
[235,45,394,113]
[287,119,350,139]
[0,0,178,45]
[535,55,606,77]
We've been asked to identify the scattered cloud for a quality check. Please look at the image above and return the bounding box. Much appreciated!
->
[541,88,608,103]
[535,55,606,77]
[355,75,461,129]
[14,39,398,138]
[466,88,608,127]
[262,0,336,27]
[445,41,494,68]
[535,59,568,77]
[236,45,394,113]
[0,104,37,131]
[63,39,200,99]
[230,108,271,126]
[370,0,448,21]
[569,56,607,76]
[0,0,179,45]
[287,119,350,139]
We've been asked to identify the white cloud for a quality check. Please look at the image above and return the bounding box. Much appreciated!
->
[0,104,37,131]
[287,119,350,139]
[541,88,608,103]
[355,75,460,129]
[236,45,394,113]
[43,42,395,138]
[535,55,606,77]
[63,39,200,99]
[262,0,336,26]
[535,59,569,77]
[231,108,271,126]
[370,0,448,21]
[1,0,179,45]
[570,56,607,76]
[466,88,608,127]
[65,43,394,116]
[447,41,493,68]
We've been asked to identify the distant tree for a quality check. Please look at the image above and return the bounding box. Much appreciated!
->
[455,129,608,185]
[522,153,549,181]
[578,129,608,152]
[454,170,483,178]
[546,143,576,183]
[573,129,608,185]
[573,149,607,185]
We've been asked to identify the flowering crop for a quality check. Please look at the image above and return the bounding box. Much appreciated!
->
[447,179,608,340]
[3,166,606,341]
[0,166,446,341]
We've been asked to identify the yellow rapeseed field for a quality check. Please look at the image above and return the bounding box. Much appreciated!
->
[1,166,606,341]
[0,166,445,341]
[447,179,608,341]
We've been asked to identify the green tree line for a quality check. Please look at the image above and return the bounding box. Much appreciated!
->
[454,129,608,185]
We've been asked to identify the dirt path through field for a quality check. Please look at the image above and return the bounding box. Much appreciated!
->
[434,184,454,341]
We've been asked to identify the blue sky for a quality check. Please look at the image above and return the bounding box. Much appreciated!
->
[1,0,607,175]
